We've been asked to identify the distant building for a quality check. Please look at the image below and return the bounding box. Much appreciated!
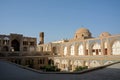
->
[37,28,120,71]
[0,33,50,70]
[0,33,37,56]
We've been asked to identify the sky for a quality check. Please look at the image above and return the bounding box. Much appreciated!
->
[0,0,120,43]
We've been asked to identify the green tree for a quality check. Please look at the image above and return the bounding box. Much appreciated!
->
[74,66,88,72]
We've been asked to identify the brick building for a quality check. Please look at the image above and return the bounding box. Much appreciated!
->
[38,28,120,71]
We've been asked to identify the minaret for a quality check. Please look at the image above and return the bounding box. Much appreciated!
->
[39,32,44,44]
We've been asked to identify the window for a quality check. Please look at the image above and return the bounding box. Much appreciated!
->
[70,45,74,55]
[92,43,101,55]
[78,44,84,55]
[23,41,28,45]
[3,37,9,45]
[52,47,56,53]
[30,42,34,46]
[64,47,67,55]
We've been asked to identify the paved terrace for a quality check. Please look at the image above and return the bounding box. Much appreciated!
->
[0,60,120,80]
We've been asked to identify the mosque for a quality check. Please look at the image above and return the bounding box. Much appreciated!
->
[0,28,120,71]
[37,28,120,71]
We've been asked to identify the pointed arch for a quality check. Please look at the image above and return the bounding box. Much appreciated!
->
[92,43,101,55]
[74,60,82,66]
[54,59,60,68]
[11,39,20,51]
[90,60,100,67]
[112,40,120,55]
[61,59,68,71]
[104,61,113,65]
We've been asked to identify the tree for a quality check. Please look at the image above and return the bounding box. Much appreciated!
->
[40,65,61,72]
[74,66,88,72]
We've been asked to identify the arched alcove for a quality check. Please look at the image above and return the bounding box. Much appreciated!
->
[78,44,84,55]
[112,40,120,55]
[11,39,20,51]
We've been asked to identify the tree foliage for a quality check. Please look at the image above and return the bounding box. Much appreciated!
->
[74,66,88,71]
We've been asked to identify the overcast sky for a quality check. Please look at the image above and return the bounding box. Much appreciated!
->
[0,0,120,43]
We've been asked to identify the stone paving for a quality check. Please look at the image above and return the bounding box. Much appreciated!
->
[0,60,120,80]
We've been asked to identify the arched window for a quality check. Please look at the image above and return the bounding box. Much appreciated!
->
[78,44,84,55]
[70,45,74,55]
[112,41,120,55]
[64,47,67,55]
[92,43,101,55]
[3,37,9,45]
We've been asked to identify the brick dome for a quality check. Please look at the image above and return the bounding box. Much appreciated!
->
[74,28,92,39]
[100,32,111,37]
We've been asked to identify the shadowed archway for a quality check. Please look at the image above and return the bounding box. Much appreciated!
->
[11,39,20,51]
